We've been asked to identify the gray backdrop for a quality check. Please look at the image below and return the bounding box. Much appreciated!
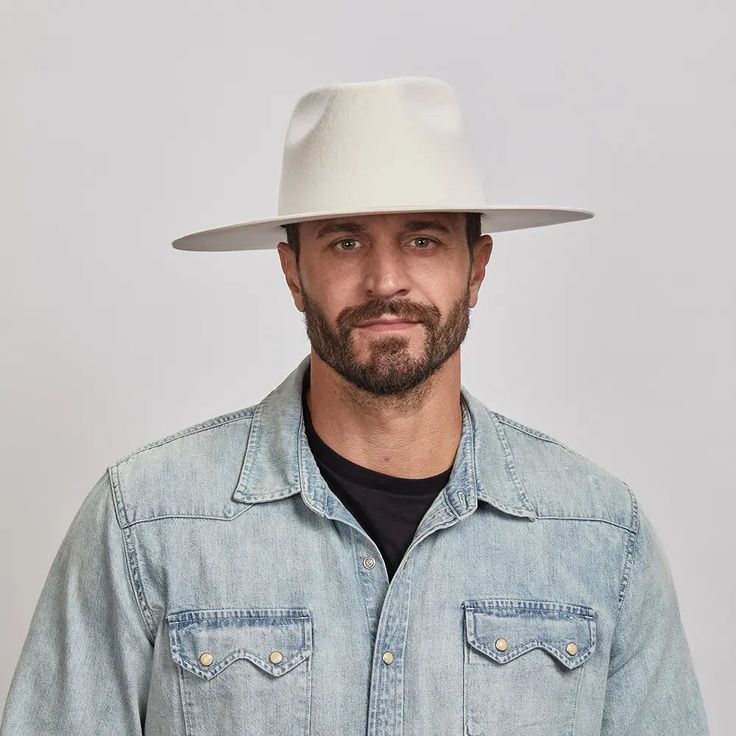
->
[1,1,732,731]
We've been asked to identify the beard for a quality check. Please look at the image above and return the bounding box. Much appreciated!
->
[300,284,471,396]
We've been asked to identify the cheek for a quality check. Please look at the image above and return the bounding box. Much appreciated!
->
[419,252,470,286]
[427,269,469,304]
[305,282,353,325]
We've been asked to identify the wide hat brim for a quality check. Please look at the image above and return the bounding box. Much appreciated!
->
[171,204,593,252]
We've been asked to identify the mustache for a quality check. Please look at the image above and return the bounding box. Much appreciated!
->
[338,299,441,330]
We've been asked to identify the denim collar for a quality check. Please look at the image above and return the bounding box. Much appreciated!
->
[232,354,537,521]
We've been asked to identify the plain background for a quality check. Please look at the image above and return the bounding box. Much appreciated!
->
[1,0,733,731]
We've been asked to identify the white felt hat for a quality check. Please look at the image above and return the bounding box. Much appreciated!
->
[172,76,593,252]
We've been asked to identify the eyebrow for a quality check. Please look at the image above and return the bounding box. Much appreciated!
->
[314,219,453,239]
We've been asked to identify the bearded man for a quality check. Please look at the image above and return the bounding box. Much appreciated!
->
[0,76,710,736]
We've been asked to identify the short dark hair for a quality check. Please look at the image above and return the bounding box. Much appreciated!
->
[281,212,482,263]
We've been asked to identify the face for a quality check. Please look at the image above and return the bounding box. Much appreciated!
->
[277,212,492,396]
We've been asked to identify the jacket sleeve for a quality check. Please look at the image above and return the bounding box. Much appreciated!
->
[0,470,154,734]
[599,495,710,735]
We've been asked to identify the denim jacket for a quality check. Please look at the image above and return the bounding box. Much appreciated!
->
[1,354,709,735]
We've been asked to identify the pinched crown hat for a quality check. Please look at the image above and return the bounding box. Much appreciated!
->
[171,75,593,252]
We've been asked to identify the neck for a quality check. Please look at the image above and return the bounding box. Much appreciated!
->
[304,349,463,478]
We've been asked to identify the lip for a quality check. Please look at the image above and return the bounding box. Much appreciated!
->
[355,319,420,332]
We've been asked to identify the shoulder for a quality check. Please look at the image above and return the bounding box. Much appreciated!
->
[107,406,258,528]
[491,409,638,532]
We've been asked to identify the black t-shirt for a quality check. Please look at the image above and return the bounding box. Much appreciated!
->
[301,368,453,580]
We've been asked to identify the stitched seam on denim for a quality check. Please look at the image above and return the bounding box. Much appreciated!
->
[168,608,311,621]
[470,639,592,666]
[476,493,536,519]
[613,485,640,622]
[169,612,312,680]
[107,467,157,644]
[534,514,636,532]
[306,653,313,735]
[109,462,131,527]
[236,401,263,497]
[569,655,586,736]
[177,648,310,677]
[494,414,634,527]
[417,500,453,538]
[464,599,595,616]
[113,407,256,468]
[392,565,414,734]
[176,658,193,736]
[458,393,476,516]
[493,413,564,444]
[407,515,457,559]
[297,407,328,516]
[495,414,626,485]
[240,487,300,502]
[110,438,259,525]
[120,524,157,643]
[462,611,468,732]
[490,411,537,515]
[465,615,595,665]
[121,507,255,528]
[441,485,460,520]
[367,635,382,733]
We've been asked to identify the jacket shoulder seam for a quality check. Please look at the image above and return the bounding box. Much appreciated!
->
[613,483,641,623]
[493,412,564,445]
[494,411,631,484]
[112,406,257,469]
[493,413,585,458]
[107,466,158,643]
[494,412,635,530]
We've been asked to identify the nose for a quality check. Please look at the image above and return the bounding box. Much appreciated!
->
[361,241,411,299]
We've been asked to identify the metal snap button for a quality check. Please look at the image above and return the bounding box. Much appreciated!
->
[566,642,578,656]
[269,650,284,664]
[198,651,214,667]
[382,651,395,665]
[495,638,509,652]
[363,556,376,569]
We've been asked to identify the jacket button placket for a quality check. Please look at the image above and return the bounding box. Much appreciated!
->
[367,557,414,736]
[354,538,390,639]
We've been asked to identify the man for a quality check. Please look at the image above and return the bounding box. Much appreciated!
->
[1,76,709,734]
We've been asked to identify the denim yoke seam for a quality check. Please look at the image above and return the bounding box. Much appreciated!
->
[103,407,259,643]
[111,407,256,468]
[493,413,563,445]
[613,484,641,623]
[494,414,628,497]
[108,464,157,645]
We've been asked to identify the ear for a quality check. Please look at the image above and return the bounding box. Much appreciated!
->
[468,234,493,309]
[277,242,305,312]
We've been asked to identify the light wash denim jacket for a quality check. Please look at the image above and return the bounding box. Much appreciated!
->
[1,354,709,735]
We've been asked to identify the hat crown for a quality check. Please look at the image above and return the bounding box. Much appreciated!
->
[170,75,593,252]
[277,76,486,216]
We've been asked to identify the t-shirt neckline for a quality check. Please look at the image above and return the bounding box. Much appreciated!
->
[301,367,453,495]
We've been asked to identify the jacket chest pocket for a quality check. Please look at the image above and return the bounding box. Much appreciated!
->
[167,607,313,736]
[462,599,596,736]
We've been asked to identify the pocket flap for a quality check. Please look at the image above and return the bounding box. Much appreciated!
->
[167,607,313,681]
[463,598,596,670]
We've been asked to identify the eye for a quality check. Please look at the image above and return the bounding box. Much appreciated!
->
[333,238,362,252]
[332,236,438,252]
[409,237,437,249]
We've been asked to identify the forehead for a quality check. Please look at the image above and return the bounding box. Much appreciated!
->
[300,211,466,240]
